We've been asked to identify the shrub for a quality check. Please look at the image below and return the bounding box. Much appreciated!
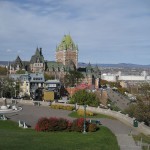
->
[35,117,50,132]
[35,117,98,133]
[49,117,59,131]
[72,118,88,132]
[57,118,68,131]
[67,121,73,131]
[50,104,74,111]
[66,106,74,111]
[88,123,98,132]
[35,117,70,132]
[77,109,94,116]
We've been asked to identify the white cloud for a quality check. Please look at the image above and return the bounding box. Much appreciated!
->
[6,49,12,52]
[0,0,150,64]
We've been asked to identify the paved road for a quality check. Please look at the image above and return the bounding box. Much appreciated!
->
[6,104,74,128]
[107,89,131,110]
[5,103,141,150]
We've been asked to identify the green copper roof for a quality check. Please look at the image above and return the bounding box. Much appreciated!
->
[46,61,66,71]
[30,47,44,63]
[56,35,78,51]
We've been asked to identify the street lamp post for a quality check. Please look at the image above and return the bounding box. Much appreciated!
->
[1,78,4,98]
[28,73,31,98]
[83,104,87,134]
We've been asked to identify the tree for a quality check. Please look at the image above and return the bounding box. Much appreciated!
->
[64,70,84,87]
[138,82,150,102]
[70,90,99,107]
[125,83,150,126]
[0,66,7,75]
[0,77,16,98]
[100,79,109,86]
[44,73,55,81]
[16,70,26,74]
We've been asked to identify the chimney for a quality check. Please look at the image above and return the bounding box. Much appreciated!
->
[40,48,42,55]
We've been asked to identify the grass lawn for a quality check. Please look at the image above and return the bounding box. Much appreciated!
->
[133,133,150,150]
[0,120,119,150]
[133,133,150,144]
[68,111,116,119]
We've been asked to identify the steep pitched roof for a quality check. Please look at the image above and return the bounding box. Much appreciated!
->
[56,34,78,51]
[30,47,44,64]
[15,56,23,66]
[11,56,23,68]
[46,61,65,71]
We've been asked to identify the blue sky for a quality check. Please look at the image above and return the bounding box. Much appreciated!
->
[0,0,150,65]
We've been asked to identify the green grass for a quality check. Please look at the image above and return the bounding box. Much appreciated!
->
[133,133,150,144]
[133,133,150,150]
[68,111,116,119]
[0,120,119,150]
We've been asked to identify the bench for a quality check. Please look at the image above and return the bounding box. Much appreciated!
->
[33,101,40,106]
[18,120,28,128]
[0,114,8,120]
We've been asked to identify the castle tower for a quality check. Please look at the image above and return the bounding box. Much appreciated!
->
[56,35,78,69]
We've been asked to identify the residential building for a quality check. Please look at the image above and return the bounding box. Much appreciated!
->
[9,73,44,97]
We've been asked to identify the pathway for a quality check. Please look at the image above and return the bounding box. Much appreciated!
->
[100,119,141,150]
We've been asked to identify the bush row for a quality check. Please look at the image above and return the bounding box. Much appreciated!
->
[50,104,75,111]
[77,109,95,116]
[35,117,98,132]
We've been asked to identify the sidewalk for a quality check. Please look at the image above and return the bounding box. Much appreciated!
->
[100,118,142,150]
[116,134,141,150]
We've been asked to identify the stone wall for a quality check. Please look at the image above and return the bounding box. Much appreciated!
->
[81,105,150,135]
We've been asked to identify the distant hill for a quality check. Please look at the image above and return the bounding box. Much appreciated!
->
[78,62,150,68]
[0,61,10,66]
[0,61,150,68]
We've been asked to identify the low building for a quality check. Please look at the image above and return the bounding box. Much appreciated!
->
[101,71,150,82]
[45,80,61,91]
[9,72,44,98]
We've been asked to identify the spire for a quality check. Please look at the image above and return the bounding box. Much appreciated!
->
[35,47,40,55]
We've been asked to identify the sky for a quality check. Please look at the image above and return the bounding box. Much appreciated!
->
[0,0,150,65]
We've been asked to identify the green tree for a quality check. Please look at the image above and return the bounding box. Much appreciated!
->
[16,70,26,74]
[44,73,55,81]
[101,79,109,86]
[64,70,84,87]
[0,66,7,75]
[70,90,99,107]
[125,83,150,126]
[0,77,16,98]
